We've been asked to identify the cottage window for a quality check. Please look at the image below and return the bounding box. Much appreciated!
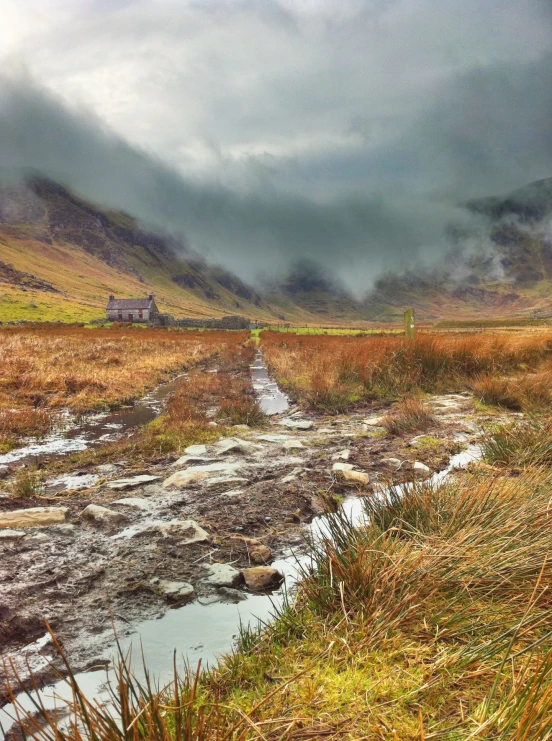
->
[118,311,123,320]
[139,309,143,319]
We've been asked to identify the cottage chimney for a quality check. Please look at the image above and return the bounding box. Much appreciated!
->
[109,294,114,300]
[148,294,154,300]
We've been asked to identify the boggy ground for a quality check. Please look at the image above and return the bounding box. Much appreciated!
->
[0,366,502,704]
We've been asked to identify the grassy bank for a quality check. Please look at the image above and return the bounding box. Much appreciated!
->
[261,330,552,411]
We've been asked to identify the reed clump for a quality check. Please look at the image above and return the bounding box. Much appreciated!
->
[261,330,552,410]
[381,397,436,435]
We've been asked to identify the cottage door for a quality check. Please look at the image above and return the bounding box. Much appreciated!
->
[128,314,133,323]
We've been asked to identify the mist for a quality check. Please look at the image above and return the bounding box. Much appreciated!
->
[1,0,551,294]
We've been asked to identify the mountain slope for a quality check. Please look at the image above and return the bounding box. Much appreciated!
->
[1,177,552,324]
[0,179,298,323]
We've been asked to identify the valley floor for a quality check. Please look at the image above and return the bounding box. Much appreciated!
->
[2,328,552,740]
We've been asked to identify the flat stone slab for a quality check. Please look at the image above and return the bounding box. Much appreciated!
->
[0,507,68,529]
[163,462,242,489]
[184,444,208,456]
[277,419,314,430]
[0,529,26,540]
[383,457,402,470]
[107,475,160,490]
[152,579,195,604]
[204,563,243,588]
[155,519,210,544]
[257,434,294,442]
[111,497,151,510]
[413,461,432,478]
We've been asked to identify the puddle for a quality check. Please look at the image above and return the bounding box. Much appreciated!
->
[0,375,188,467]
[251,351,289,415]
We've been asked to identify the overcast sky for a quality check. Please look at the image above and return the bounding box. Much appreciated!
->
[1,0,551,290]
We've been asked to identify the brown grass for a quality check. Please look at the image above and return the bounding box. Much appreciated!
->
[261,330,552,410]
[0,327,247,450]
[381,397,437,435]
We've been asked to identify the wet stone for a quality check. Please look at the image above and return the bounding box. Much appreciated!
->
[107,474,160,491]
[152,579,195,605]
[250,545,272,564]
[155,519,210,544]
[184,444,208,456]
[242,566,284,592]
[218,587,247,602]
[277,419,314,430]
[383,457,402,470]
[111,497,151,511]
[204,563,243,588]
[0,529,26,541]
[0,507,68,529]
[81,504,128,526]
[413,461,432,478]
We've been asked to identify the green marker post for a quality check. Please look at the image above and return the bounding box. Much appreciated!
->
[404,308,415,339]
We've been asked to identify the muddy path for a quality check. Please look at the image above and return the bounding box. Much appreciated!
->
[0,355,513,733]
[0,372,193,469]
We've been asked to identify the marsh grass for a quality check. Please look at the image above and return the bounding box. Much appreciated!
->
[261,331,552,410]
[381,397,436,435]
[10,466,44,498]
[0,327,246,448]
[483,417,552,468]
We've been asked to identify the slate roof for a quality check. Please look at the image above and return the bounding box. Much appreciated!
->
[107,297,156,310]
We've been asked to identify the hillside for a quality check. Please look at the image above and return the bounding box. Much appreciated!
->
[0,177,551,324]
[0,179,317,324]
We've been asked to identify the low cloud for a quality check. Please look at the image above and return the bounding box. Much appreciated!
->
[0,0,551,293]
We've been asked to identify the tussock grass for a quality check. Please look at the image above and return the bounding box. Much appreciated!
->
[381,397,436,435]
[483,417,552,468]
[261,330,552,410]
[473,371,552,411]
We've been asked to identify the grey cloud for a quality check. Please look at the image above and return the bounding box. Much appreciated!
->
[0,0,551,293]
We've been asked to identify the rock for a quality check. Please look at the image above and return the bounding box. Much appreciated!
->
[0,529,26,541]
[277,419,313,430]
[163,463,241,489]
[250,544,272,564]
[153,579,195,604]
[111,497,151,510]
[281,440,305,450]
[0,465,9,480]
[184,444,208,456]
[204,563,243,588]
[48,523,76,537]
[0,507,68,529]
[364,415,385,426]
[332,462,369,485]
[81,504,128,526]
[213,437,263,456]
[333,449,350,460]
[220,489,244,499]
[413,461,432,478]
[383,457,402,470]
[171,455,217,467]
[107,475,160,491]
[257,434,293,442]
[95,464,121,475]
[204,476,249,491]
[155,519,210,544]
[241,566,284,592]
[218,587,247,602]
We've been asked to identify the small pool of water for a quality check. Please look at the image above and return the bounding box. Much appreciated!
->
[0,375,187,467]
[251,351,289,415]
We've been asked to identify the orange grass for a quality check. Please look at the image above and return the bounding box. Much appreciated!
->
[261,330,552,410]
[0,327,247,449]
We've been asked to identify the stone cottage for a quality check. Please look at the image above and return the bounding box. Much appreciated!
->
[106,295,159,323]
